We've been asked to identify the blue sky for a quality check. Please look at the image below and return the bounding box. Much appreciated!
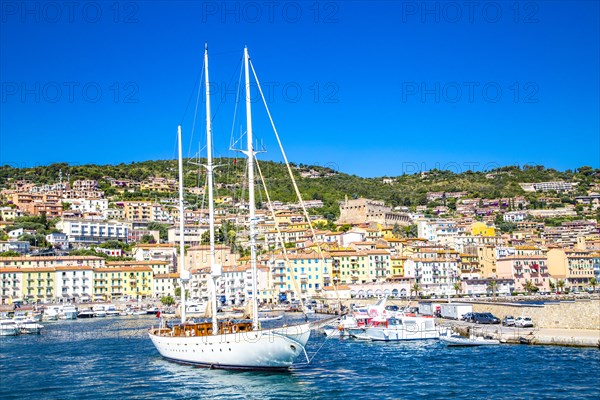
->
[1,1,599,177]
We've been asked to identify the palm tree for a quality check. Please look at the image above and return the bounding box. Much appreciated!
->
[453,282,461,297]
[557,279,565,293]
[549,280,556,292]
[524,280,537,295]
[487,279,497,298]
[589,277,598,293]
[411,283,421,299]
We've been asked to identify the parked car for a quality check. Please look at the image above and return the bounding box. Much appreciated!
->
[472,313,497,324]
[502,316,515,326]
[462,312,475,322]
[481,312,501,324]
[515,316,534,328]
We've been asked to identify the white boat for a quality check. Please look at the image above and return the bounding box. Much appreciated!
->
[146,307,160,315]
[258,314,283,322]
[43,306,60,321]
[13,315,44,334]
[105,305,120,317]
[149,45,311,370]
[323,314,363,338]
[0,319,20,336]
[134,309,148,316]
[440,333,500,346]
[61,305,78,320]
[77,309,95,318]
[92,305,107,317]
[186,303,207,314]
[324,300,389,339]
[364,315,439,341]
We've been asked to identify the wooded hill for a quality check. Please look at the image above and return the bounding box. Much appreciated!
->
[1,161,597,219]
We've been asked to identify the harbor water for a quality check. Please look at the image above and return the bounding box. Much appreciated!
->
[1,316,598,399]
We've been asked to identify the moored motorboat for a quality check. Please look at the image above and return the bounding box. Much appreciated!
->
[93,305,107,317]
[61,305,78,320]
[105,305,120,317]
[440,333,500,346]
[77,309,95,318]
[0,319,21,336]
[13,315,44,334]
[365,315,439,341]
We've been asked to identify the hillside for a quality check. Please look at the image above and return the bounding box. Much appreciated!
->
[1,161,598,218]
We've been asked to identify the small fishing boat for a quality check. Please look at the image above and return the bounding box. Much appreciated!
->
[258,314,283,322]
[440,332,500,346]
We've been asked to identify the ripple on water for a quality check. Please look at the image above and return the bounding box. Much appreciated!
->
[1,318,599,400]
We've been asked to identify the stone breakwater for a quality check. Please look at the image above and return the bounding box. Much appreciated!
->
[469,299,600,330]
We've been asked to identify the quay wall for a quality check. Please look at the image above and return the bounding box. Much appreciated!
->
[469,300,600,330]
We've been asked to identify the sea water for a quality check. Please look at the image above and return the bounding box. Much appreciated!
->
[1,316,598,399]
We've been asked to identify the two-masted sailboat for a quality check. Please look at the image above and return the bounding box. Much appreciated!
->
[148,46,311,370]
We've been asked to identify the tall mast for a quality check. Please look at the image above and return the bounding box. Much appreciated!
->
[244,46,259,330]
[204,44,219,335]
[177,124,187,323]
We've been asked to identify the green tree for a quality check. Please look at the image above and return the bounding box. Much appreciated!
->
[160,295,175,306]
[589,277,598,293]
[411,283,421,299]
[556,279,566,293]
[487,280,498,297]
[392,223,402,237]
[524,280,538,294]
[147,222,169,241]
[453,282,461,297]
[140,234,156,244]
[0,251,22,257]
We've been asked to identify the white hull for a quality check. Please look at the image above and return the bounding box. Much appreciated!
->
[346,328,370,340]
[366,326,439,341]
[61,310,78,320]
[0,321,20,336]
[365,317,439,341]
[149,323,310,370]
[440,335,500,346]
[258,315,283,322]
[18,322,44,334]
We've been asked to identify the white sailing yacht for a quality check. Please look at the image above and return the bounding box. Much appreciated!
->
[148,45,311,370]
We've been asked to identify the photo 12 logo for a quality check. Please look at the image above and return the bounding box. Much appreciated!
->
[401,81,539,104]
[200,1,340,24]
[205,81,340,104]
[1,81,140,104]
[1,1,140,23]
[401,1,540,24]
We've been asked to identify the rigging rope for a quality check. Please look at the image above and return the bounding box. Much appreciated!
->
[249,60,342,309]
[255,158,307,320]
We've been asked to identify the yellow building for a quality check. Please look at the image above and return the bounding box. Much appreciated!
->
[471,222,496,237]
[21,268,55,303]
[106,260,171,276]
[330,250,368,285]
[390,256,406,277]
[93,266,153,300]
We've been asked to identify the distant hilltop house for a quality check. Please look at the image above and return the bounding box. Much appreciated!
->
[519,181,576,192]
[426,192,468,202]
[337,197,411,227]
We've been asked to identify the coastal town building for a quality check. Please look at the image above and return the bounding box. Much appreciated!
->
[56,219,129,245]
[337,198,411,227]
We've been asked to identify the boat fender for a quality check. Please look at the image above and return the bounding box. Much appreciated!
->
[338,325,343,331]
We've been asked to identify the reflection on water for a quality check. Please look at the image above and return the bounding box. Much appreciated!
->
[1,316,599,400]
